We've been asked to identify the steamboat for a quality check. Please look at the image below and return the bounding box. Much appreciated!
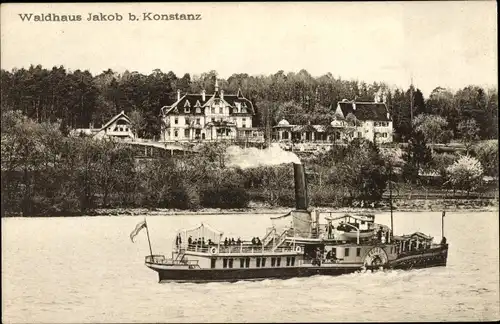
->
[136,163,449,283]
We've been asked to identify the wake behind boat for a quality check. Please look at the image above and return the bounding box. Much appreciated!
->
[132,163,449,283]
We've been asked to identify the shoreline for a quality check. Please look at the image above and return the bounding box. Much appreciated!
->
[2,198,498,217]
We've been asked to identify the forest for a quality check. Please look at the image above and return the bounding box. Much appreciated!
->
[1,65,498,142]
[1,65,498,216]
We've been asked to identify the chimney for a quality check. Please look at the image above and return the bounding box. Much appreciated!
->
[215,79,219,92]
[177,89,181,101]
[202,89,206,101]
[221,89,224,100]
[293,163,308,210]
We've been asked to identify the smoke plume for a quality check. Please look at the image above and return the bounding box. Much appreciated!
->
[226,143,301,169]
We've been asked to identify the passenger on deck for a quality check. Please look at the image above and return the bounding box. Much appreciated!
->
[231,238,235,245]
[441,237,447,245]
[256,237,261,245]
[224,237,228,247]
[207,239,213,246]
[188,236,193,245]
[237,237,242,245]
[251,237,256,245]
[201,237,205,247]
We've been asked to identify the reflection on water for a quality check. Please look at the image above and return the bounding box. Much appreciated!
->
[2,211,499,323]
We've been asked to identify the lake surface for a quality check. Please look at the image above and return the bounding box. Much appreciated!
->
[2,211,499,323]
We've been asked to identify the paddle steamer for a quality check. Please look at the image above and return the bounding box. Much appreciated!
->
[140,163,449,283]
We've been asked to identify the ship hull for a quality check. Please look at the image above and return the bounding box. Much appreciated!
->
[150,265,362,283]
[146,244,448,283]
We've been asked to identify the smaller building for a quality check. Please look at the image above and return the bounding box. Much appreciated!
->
[70,111,135,140]
[334,100,393,143]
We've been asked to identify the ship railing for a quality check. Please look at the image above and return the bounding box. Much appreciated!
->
[398,245,445,257]
[217,245,296,254]
[145,255,200,267]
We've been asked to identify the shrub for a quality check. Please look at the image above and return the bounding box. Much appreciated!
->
[445,155,484,194]
[472,140,498,177]
[200,183,250,208]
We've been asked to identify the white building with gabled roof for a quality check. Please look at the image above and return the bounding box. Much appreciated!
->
[159,80,259,142]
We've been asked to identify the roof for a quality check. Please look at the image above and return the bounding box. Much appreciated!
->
[337,101,391,121]
[162,90,254,115]
[394,232,433,241]
[100,111,131,130]
[277,119,291,126]
[291,124,317,132]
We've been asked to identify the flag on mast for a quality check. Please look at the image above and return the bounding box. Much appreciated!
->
[130,220,147,242]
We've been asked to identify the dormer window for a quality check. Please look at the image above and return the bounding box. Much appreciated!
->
[184,100,191,113]
[233,108,238,114]
[219,107,223,114]
[211,107,215,114]
[196,107,201,113]
[242,107,247,113]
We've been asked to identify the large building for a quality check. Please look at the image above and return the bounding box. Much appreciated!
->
[160,81,262,142]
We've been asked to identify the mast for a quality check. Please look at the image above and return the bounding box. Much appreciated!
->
[389,163,394,237]
[144,218,154,257]
[410,76,414,125]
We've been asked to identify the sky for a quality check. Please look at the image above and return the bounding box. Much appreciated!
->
[1,2,497,97]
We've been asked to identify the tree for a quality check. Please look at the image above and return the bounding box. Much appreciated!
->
[402,130,432,183]
[445,155,484,196]
[129,110,145,139]
[329,139,388,205]
[413,114,450,150]
[457,118,479,154]
[473,140,498,178]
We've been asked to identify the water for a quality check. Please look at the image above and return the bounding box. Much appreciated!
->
[2,211,499,323]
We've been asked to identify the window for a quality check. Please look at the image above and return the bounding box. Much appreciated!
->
[174,117,178,125]
[174,130,178,137]
[240,258,245,268]
[261,258,266,267]
[345,248,350,257]
[357,132,362,138]
[286,257,291,266]
[233,108,238,114]
[184,129,190,138]
[211,258,216,269]
[219,107,223,114]
[291,257,295,266]
[242,118,247,128]
[256,258,261,267]
[196,118,200,125]
[276,257,281,267]
[196,107,201,113]
[228,258,233,268]
[184,107,190,113]
[242,107,247,113]
[271,257,276,267]
[245,257,250,268]
[356,248,361,257]
[223,258,228,268]
[211,107,215,114]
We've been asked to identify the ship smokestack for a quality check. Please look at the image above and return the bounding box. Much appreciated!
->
[293,163,308,210]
